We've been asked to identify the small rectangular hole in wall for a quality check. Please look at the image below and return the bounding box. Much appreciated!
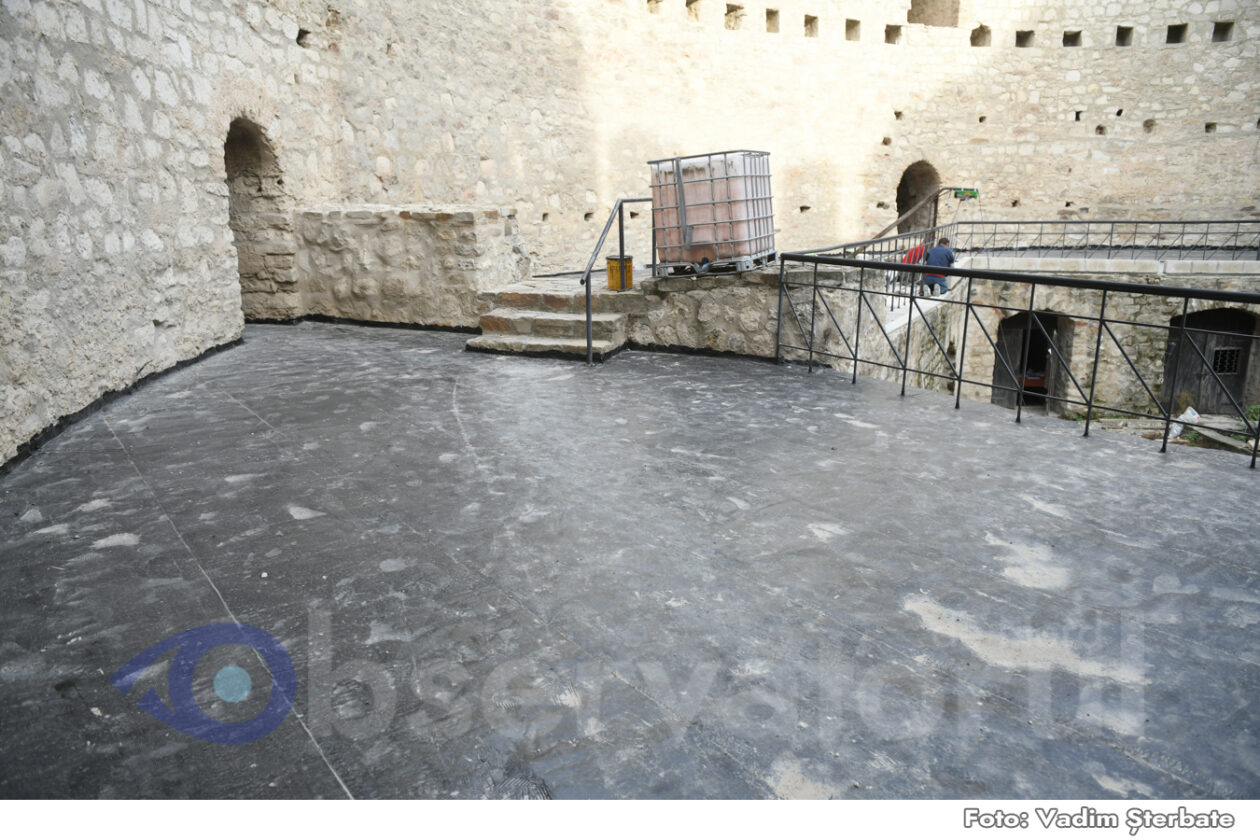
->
[1063,30,1081,47]
[1143,119,1156,133]
[766,8,779,33]
[1166,23,1187,44]
[799,205,811,213]
[971,25,990,46]
[846,19,860,41]
[1016,30,1034,48]
[1095,125,1106,135]
[1205,122,1217,133]
[804,15,818,38]
[647,0,663,15]
[978,115,987,123]
[1116,108,1123,117]
[894,110,904,120]
[1075,110,1082,121]
[584,212,594,221]
[885,25,902,44]
[725,4,744,30]
[1115,26,1133,46]
[296,28,311,47]
[1213,21,1234,43]
[686,0,701,23]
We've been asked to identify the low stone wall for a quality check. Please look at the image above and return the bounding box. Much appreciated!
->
[295,206,530,328]
[628,268,860,360]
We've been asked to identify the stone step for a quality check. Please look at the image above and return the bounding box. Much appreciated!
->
[465,333,621,361]
[479,309,626,342]
[492,286,647,315]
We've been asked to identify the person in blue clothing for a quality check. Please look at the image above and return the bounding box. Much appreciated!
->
[923,237,955,296]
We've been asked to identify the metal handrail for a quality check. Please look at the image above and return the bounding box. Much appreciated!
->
[795,219,1260,263]
[579,197,653,364]
[775,252,1260,469]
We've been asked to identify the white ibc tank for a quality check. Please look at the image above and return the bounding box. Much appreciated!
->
[649,150,775,273]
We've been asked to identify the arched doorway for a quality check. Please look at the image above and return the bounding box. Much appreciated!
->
[895,161,941,233]
[224,118,297,320]
[991,311,1075,413]
[1162,308,1258,414]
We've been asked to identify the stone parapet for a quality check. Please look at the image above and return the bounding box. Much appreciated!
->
[295,205,530,328]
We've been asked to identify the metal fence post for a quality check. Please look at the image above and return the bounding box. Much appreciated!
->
[808,262,818,373]
[617,202,625,262]
[1084,289,1108,437]
[853,266,864,384]
[1160,297,1191,453]
[955,277,973,410]
[901,269,917,396]
[775,259,786,364]
[1016,284,1037,424]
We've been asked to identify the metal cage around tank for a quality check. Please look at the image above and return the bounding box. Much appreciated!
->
[648,150,776,276]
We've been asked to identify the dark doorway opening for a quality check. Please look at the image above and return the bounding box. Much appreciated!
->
[895,161,941,233]
[1163,308,1257,415]
[224,118,297,320]
[991,311,1073,412]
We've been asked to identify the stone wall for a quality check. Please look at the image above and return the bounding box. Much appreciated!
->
[628,271,783,357]
[296,207,530,328]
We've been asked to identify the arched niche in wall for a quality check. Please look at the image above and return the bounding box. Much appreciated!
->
[224,118,298,320]
[895,160,941,233]
[1163,308,1259,415]
[991,311,1075,414]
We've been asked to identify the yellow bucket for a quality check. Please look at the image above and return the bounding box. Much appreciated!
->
[606,255,633,291]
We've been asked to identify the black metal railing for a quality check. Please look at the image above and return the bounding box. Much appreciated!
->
[579,198,653,364]
[805,219,1260,262]
[775,254,1260,468]
[948,219,1260,261]
[791,219,1260,313]
[794,226,960,312]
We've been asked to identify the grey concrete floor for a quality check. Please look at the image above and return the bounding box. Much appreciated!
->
[1,322,1257,799]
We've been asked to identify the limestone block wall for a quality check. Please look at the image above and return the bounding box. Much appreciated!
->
[566,0,1260,268]
[628,272,783,357]
[0,0,269,464]
[295,207,530,328]
[627,268,859,361]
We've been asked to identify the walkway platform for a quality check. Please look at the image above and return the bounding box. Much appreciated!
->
[1,322,1256,798]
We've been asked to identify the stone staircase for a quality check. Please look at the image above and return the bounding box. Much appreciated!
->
[466,276,646,360]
